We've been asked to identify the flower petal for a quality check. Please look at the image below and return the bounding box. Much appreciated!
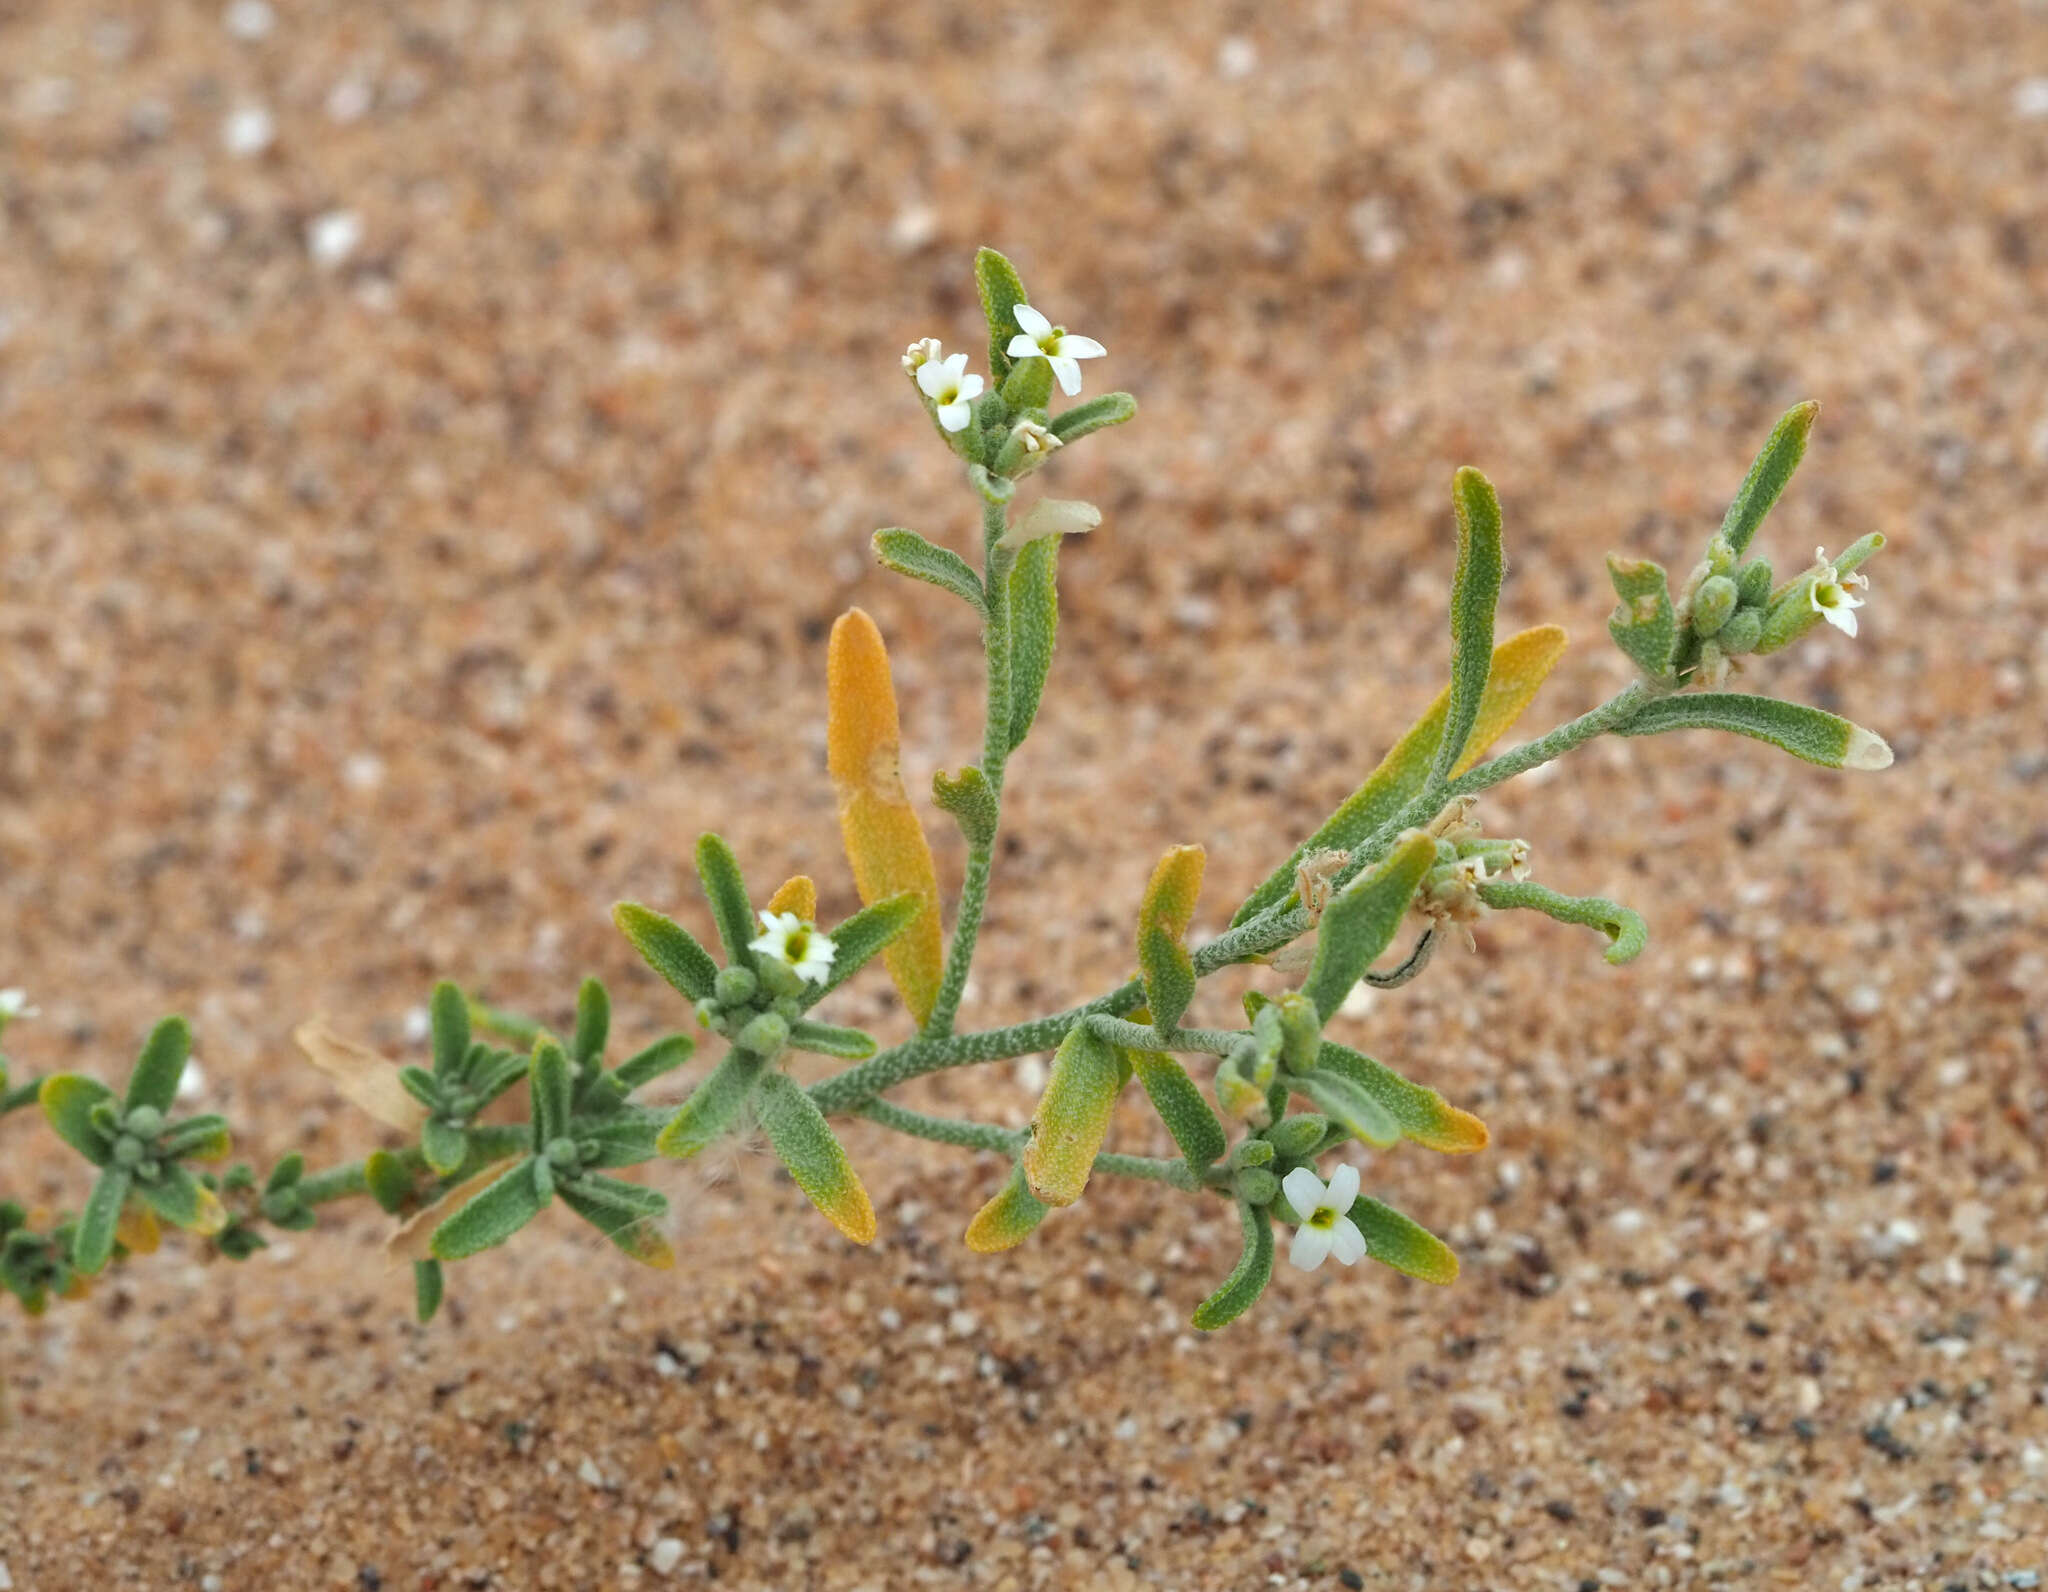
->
[938,400,971,433]
[1328,1215,1367,1266]
[1012,303,1051,339]
[1059,335,1106,359]
[957,373,985,403]
[915,359,949,399]
[1289,1221,1334,1271]
[1050,356,1082,396]
[1325,1161,1361,1211]
[1007,333,1043,359]
[1281,1166,1326,1217]
[1824,604,1858,636]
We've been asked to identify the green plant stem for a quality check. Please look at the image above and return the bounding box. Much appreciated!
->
[1448,680,1656,800]
[295,1125,531,1208]
[1083,1016,1244,1058]
[1,1076,45,1115]
[924,499,1018,1041]
[852,1098,1214,1193]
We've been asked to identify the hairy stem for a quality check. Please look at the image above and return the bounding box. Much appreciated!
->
[925,499,1018,1041]
[295,1125,530,1208]
[852,1099,1214,1193]
[1083,1016,1244,1058]
[1,1075,45,1116]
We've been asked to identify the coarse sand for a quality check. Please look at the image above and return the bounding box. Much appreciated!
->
[3,2,2046,1588]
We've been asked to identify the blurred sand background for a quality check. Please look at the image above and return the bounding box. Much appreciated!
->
[3,1,2046,1587]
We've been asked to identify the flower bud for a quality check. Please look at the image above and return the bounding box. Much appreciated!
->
[1715,606,1763,655]
[1691,575,1738,638]
[1735,558,1773,608]
[992,418,1062,479]
[713,965,758,1008]
[735,1011,790,1057]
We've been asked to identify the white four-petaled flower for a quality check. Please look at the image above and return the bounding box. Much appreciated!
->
[748,911,836,985]
[0,988,38,1021]
[902,337,943,375]
[1006,303,1106,397]
[915,351,983,433]
[1809,545,1868,637]
[1281,1163,1367,1272]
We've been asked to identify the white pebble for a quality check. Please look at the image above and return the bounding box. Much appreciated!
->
[649,1538,684,1575]
[2014,77,2048,119]
[306,210,362,269]
[0,1557,13,1590]
[1884,1218,1922,1251]
[327,74,373,123]
[1217,36,1258,80]
[652,1352,680,1378]
[1610,1207,1647,1235]
[887,203,937,255]
[222,0,275,40]
[947,1309,978,1338]
[577,1457,606,1488]
[221,104,274,157]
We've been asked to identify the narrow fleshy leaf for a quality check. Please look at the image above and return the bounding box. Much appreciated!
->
[125,1016,193,1113]
[653,1049,767,1159]
[1429,467,1507,789]
[429,982,470,1082]
[785,1019,878,1060]
[612,1034,695,1092]
[1191,1199,1274,1331]
[115,1199,162,1256]
[530,1039,573,1145]
[1617,692,1892,771]
[160,1115,232,1162]
[765,876,817,922]
[559,1181,676,1269]
[1301,831,1439,1023]
[872,528,985,612]
[294,1018,431,1134]
[808,891,923,1006]
[38,1075,117,1166]
[1607,556,1678,681]
[575,1111,666,1168]
[1128,1050,1226,1175]
[613,903,720,1003]
[694,833,758,967]
[1295,1070,1401,1149]
[429,1157,549,1261]
[1135,845,1205,1035]
[752,1071,877,1244]
[138,1165,229,1236]
[1475,879,1649,965]
[421,1118,468,1177]
[363,1149,415,1214]
[1349,1194,1459,1284]
[827,608,945,1025]
[572,978,610,1067]
[413,1259,445,1323]
[1007,535,1060,751]
[1719,401,1818,557]
[932,765,999,850]
[387,1161,514,1261]
[74,1167,132,1275]
[1022,1022,1124,1207]
[467,999,543,1048]
[1048,391,1136,445]
[963,1161,1050,1253]
[975,246,1030,386]
[1315,1042,1488,1152]
[1232,626,1569,925]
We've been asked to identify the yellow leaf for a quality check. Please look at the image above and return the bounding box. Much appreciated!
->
[766,875,817,922]
[188,1184,230,1239]
[116,1199,161,1256]
[1453,623,1572,776]
[1139,845,1206,943]
[827,608,945,1025]
[964,1165,1049,1253]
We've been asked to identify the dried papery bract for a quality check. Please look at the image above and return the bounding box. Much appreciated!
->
[3,253,1894,1340]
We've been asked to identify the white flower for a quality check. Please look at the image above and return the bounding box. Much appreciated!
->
[997,497,1101,550]
[1005,303,1106,397]
[1281,1163,1367,1272]
[0,988,38,1021]
[915,351,983,433]
[901,337,943,375]
[748,911,836,985]
[1809,545,1867,637]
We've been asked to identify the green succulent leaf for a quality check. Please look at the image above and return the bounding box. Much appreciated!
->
[364,1150,414,1214]
[74,1166,132,1275]
[1314,1042,1489,1153]
[785,1019,879,1060]
[1048,391,1136,445]
[1431,466,1506,787]
[39,1074,117,1166]
[1607,555,1678,681]
[694,833,759,966]
[1718,401,1818,558]
[614,905,717,1005]
[159,1115,232,1162]
[1294,1069,1401,1149]
[806,891,923,1005]
[558,1179,675,1268]
[421,1117,469,1178]
[963,1160,1050,1254]
[654,1050,767,1159]
[873,528,985,613]
[429,982,471,1082]
[611,1034,695,1093]
[429,1157,549,1261]
[1617,692,1892,771]
[530,1039,573,1145]
[1191,1199,1274,1331]
[932,765,999,851]
[975,246,1030,387]
[413,1259,445,1323]
[1006,534,1061,752]
[1474,879,1649,965]
[138,1163,227,1235]
[1022,1022,1125,1208]
[1128,1050,1227,1175]
[572,978,610,1068]
[1135,845,1205,1037]
[1349,1194,1459,1285]
[752,1071,877,1244]
[125,1016,194,1114]
[1301,830,1439,1023]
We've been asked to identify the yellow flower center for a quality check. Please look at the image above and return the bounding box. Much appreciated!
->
[1308,1206,1337,1230]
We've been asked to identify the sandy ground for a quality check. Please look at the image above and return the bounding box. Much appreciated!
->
[3,1,2046,1587]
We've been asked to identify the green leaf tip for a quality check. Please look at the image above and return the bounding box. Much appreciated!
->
[614,902,720,1003]
[1476,880,1649,965]
[1719,401,1819,557]
[975,246,1030,386]
[1191,1199,1274,1330]
[1618,693,1891,771]
[1433,467,1506,787]
[873,528,985,613]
